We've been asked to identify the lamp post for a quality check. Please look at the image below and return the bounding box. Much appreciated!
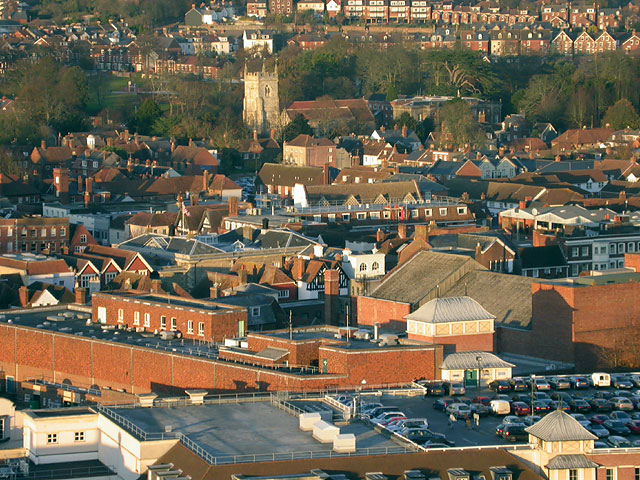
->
[476,355,482,397]
[530,374,536,421]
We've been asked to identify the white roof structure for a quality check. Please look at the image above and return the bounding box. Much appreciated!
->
[404,296,496,324]
[525,410,597,442]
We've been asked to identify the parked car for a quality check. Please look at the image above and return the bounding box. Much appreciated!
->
[490,399,511,416]
[501,424,528,442]
[549,377,571,390]
[590,414,610,425]
[446,403,472,419]
[511,379,529,392]
[570,376,590,389]
[379,415,407,427]
[569,398,591,413]
[360,403,383,415]
[366,406,401,419]
[589,398,612,412]
[610,411,632,422]
[522,415,541,426]
[405,429,454,446]
[551,392,572,402]
[372,411,405,424]
[592,372,611,388]
[603,420,631,436]
[433,398,457,412]
[388,418,429,433]
[445,382,466,396]
[531,400,551,415]
[626,420,640,434]
[534,378,551,391]
[489,380,512,392]
[426,382,446,396]
[472,396,492,405]
[586,423,610,439]
[609,397,634,411]
[612,375,634,389]
[607,435,632,448]
[511,402,531,416]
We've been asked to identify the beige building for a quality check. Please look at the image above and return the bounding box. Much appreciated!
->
[283,134,350,168]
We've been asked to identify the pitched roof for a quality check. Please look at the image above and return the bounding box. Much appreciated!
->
[405,296,496,323]
[525,410,597,442]
[519,245,566,269]
[441,351,515,370]
[305,180,422,204]
[546,455,599,470]
[258,163,325,187]
[285,134,335,148]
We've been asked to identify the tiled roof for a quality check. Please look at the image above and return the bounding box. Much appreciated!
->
[525,410,597,442]
[405,296,496,323]
[546,455,599,470]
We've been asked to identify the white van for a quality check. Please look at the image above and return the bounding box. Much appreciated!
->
[591,372,611,388]
[490,399,511,416]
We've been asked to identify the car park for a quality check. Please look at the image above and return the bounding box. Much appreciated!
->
[589,398,612,412]
[594,441,609,448]
[366,406,401,419]
[388,418,429,433]
[534,378,551,391]
[490,399,511,416]
[570,413,590,426]
[511,379,529,392]
[569,398,591,413]
[501,424,528,442]
[522,415,541,426]
[607,435,632,448]
[570,376,590,389]
[603,420,631,436]
[531,400,551,415]
[592,373,612,388]
[472,396,491,405]
[610,411,632,422]
[379,415,407,427]
[591,414,610,425]
[433,398,457,412]
[360,402,383,415]
[426,382,446,396]
[372,411,405,424]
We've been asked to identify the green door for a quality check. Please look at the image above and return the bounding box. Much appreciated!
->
[465,369,478,387]
[238,320,245,337]
[322,359,328,374]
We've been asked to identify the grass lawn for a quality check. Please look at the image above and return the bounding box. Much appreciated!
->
[86,73,138,115]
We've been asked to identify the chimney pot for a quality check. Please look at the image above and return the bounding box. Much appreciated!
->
[75,288,86,305]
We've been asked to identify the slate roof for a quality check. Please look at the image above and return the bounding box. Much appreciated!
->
[519,245,567,269]
[369,251,479,305]
[525,410,597,442]
[546,455,599,470]
[441,351,515,370]
[258,163,325,187]
[305,180,422,204]
[405,296,496,323]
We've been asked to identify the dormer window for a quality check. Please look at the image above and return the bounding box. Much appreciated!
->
[448,469,470,480]
[490,466,513,480]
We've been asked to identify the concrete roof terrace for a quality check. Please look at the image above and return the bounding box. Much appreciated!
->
[110,402,398,461]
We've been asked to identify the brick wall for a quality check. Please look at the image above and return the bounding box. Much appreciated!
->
[0,323,443,395]
[247,333,324,365]
[356,297,411,329]
[92,293,245,343]
[407,332,494,353]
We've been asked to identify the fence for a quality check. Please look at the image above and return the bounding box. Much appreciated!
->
[11,465,115,479]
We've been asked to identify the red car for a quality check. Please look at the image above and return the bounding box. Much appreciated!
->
[473,396,491,405]
[626,420,640,434]
[591,414,610,425]
[512,401,531,416]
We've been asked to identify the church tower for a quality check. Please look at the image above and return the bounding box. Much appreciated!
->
[243,62,280,135]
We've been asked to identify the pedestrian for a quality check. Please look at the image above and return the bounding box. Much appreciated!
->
[473,412,480,430]
[465,416,471,430]
[448,412,456,429]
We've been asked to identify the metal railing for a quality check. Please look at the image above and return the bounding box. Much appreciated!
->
[12,465,115,479]
[292,195,463,215]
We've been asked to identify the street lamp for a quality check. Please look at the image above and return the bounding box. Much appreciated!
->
[476,355,482,396]
[530,374,536,421]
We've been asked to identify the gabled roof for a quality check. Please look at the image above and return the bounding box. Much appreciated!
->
[546,455,599,470]
[405,296,496,323]
[258,163,325,187]
[525,410,597,442]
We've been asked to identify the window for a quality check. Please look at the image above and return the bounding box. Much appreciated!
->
[618,243,625,254]
[606,469,616,480]
[133,312,140,326]
[74,431,85,442]
[569,470,578,480]
[117,309,123,323]
[370,211,380,220]
[50,228,54,237]
[198,322,205,336]
[341,213,350,221]
[187,320,194,334]
[47,433,58,444]
[80,234,87,244]
[411,209,419,218]
[383,210,391,219]
[105,272,117,283]
[424,209,432,217]
[328,214,336,222]
[144,313,150,327]
[457,206,467,215]
[629,242,635,253]
[30,229,36,238]
[6,227,12,237]
[160,316,166,330]
[359,263,368,272]
[20,228,26,238]
[251,307,261,316]
[439,208,447,216]
[41,228,47,237]
[571,247,579,258]
[278,289,290,299]
[60,227,66,237]
[634,468,640,480]
[581,246,588,256]
[610,244,617,254]
[171,317,177,331]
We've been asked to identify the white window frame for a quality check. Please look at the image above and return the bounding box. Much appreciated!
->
[160,316,166,330]
[198,322,205,336]
[47,433,58,444]
[144,313,150,328]
[133,311,140,326]
[171,317,177,331]
[117,309,123,323]
[74,431,85,442]
[187,320,194,334]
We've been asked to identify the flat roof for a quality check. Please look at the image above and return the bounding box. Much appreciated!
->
[95,292,244,314]
[536,271,640,287]
[112,402,397,459]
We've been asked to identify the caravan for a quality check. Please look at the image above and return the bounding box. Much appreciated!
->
[591,372,611,388]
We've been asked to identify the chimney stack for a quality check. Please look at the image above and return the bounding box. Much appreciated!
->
[414,224,428,240]
[151,279,162,294]
[293,257,305,280]
[376,228,385,243]
[401,125,408,138]
[85,177,93,195]
[18,286,28,307]
[202,170,209,192]
[75,288,86,305]
[323,269,340,325]
[84,191,91,207]
[242,225,254,242]
[397,223,407,239]
[228,197,238,217]
[77,175,83,194]
[238,267,248,285]
[40,139,46,150]
[190,195,198,206]
[253,130,258,141]
[53,168,69,199]
[210,285,220,299]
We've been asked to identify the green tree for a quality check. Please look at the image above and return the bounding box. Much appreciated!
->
[281,114,313,142]
[438,99,485,150]
[393,112,434,143]
[602,98,640,130]
[130,99,162,135]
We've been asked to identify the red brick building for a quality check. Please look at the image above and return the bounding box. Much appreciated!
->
[91,291,248,342]
[0,216,70,254]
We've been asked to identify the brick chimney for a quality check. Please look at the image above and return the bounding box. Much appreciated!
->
[18,286,28,307]
[228,197,238,217]
[210,285,220,299]
[75,288,86,305]
[238,267,248,285]
[202,170,209,192]
[151,279,162,294]
[270,129,276,139]
[376,228,385,243]
[293,257,305,280]
[620,190,627,201]
[77,175,83,194]
[190,195,199,206]
[322,164,330,185]
[85,177,93,195]
[127,158,133,173]
[398,223,407,239]
[401,125,408,138]
[323,269,340,325]
[40,139,46,150]
[414,224,428,240]
[84,191,91,207]
[253,130,258,141]
[53,168,69,199]
[519,200,527,209]
[475,242,482,259]
[242,225,254,242]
